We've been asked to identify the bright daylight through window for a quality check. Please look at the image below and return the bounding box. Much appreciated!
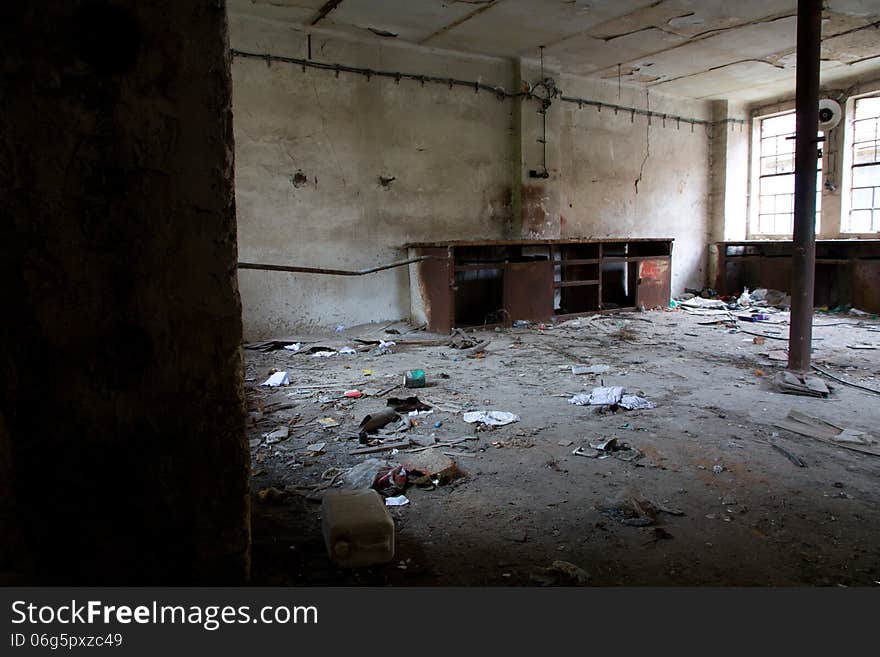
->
[755,112,822,236]
[847,95,880,233]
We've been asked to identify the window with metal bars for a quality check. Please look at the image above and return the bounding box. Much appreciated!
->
[846,95,880,233]
[754,112,822,236]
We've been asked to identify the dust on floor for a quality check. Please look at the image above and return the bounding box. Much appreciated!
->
[244,309,880,586]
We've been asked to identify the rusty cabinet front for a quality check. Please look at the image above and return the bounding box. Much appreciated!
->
[636,258,671,309]
[503,260,554,323]
[408,239,673,330]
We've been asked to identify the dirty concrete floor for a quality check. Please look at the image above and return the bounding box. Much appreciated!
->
[244,309,880,586]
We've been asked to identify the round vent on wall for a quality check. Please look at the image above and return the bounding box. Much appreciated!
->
[818,99,842,130]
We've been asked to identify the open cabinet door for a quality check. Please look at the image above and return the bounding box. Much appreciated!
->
[636,258,671,309]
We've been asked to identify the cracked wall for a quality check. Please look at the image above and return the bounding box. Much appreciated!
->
[555,73,714,293]
[232,12,716,335]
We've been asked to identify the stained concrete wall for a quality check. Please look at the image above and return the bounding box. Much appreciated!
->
[231,14,716,336]
[556,74,713,293]
[231,15,516,337]
[0,1,249,584]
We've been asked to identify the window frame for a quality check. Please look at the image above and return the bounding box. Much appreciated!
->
[748,110,823,239]
[841,93,880,236]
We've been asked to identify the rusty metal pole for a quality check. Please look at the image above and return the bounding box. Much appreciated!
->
[788,0,822,373]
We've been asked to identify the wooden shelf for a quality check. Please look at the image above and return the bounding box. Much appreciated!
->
[409,238,674,331]
[555,279,600,288]
[554,258,600,266]
[454,263,506,272]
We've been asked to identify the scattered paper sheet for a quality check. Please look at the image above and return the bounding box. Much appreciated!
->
[569,386,625,406]
[385,495,409,507]
[619,395,656,410]
[263,427,289,444]
[462,411,520,426]
[261,371,290,387]
[572,364,610,375]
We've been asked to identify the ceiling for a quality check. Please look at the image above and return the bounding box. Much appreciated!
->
[229,0,880,103]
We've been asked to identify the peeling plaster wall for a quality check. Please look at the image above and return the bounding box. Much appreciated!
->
[231,15,516,337]
[232,13,720,335]
[556,74,714,294]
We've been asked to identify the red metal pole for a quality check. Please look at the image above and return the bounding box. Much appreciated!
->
[788,0,822,372]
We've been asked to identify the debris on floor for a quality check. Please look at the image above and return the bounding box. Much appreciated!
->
[261,371,290,387]
[677,297,730,313]
[404,369,426,387]
[775,409,877,453]
[619,395,656,410]
[569,387,655,410]
[244,310,880,586]
[263,426,289,444]
[246,340,301,352]
[596,491,684,526]
[322,489,395,568]
[373,464,408,494]
[572,437,642,462]
[462,410,520,426]
[343,458,388,489]
[749,288,791,309]
[772,371,830,397]
[530,560,591,586]
[387,396,432,412]
[448,328,481,349]
[371,340,396,356]
[359,408,401,437]
[571,364,610,375]
[350,440,412,455]
[770,442,806,467]
[570,386,624,405]
[402,450,463,483]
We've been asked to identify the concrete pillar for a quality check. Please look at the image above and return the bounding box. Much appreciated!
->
[708,100,730,288]
[0,0,249,584]
[708,101,749,288]
[788,0,822,372]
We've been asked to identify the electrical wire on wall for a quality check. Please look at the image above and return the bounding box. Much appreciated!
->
[528,46,555,179]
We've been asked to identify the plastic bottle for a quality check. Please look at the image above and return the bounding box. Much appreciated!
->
[321,490,395,568]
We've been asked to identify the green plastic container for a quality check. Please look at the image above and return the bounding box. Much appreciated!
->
[404,369,426,388]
